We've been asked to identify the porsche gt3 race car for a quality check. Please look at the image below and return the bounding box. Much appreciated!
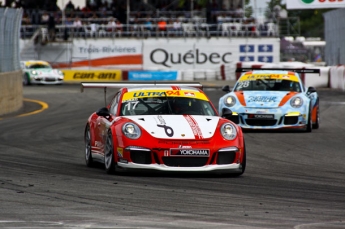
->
[218,68,320,132]
[82,82,246,176]
[21,60,64,85]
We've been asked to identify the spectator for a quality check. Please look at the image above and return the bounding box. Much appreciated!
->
[65,0,75,12]
[115,19,123,32]
[157,18,167,31]
[47,13,56,41]
[106,17,116,32]
[144,16,153,32]
[173,19,182,35]
[41,11,49,25]
[235,5,244,18]
[73,16,83,35]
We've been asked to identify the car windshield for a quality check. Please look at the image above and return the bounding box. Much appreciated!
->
[27,64,51,69]
[120,96,217,116]
[234,79,301,92]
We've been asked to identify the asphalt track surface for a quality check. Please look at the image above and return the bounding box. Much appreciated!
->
[1,82,345,229]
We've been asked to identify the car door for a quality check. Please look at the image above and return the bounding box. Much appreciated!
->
[96,92,121,155]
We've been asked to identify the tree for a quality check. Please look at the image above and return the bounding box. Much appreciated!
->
[287,8,331,38]
[265,0,332,38]
[245,0,253,18]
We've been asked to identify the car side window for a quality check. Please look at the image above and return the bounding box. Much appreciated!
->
[110,92,120,116]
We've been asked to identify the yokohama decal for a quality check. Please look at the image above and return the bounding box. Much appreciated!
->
[184,115,204,139]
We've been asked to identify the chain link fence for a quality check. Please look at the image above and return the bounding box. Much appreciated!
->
[324,8,345,66]
[0,7,23,73]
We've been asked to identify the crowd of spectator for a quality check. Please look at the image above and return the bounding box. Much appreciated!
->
[15,0,278,40]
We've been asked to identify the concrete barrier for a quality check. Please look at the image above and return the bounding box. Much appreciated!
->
[0,71,23,116]
[329,65,345,91]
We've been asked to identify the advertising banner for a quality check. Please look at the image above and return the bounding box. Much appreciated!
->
[143,38,280,70]
[62,69,122,81]
[39,39,143,69]
[287,0,345,9]
[128,71,179,81]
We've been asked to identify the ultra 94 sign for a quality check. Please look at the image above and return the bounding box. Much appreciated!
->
[287,0,345,9]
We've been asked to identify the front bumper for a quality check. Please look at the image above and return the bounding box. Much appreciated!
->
[224,107,308,130]
[30,75,63,84]
[115,146,243,173]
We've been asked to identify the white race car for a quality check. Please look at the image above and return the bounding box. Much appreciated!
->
[21,60,64,85]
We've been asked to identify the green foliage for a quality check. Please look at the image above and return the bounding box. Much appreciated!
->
[288,9,331,38]
[265,0,332,38]
[245,0,253,18]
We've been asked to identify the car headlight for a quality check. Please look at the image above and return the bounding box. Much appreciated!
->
[224,95,236,107]
[31,70,37,75]
[220,123,237,140]
[55,70,64,75]
[122,122,141,139]
[290,97,303,108]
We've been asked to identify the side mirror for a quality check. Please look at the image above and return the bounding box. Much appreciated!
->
[307,86,316,94]
[221,108,233,119]
[96,107,110,117]
[222,85,231,93]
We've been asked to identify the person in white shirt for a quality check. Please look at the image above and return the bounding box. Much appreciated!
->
[73,17,83,34]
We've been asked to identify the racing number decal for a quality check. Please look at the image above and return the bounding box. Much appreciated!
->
[165,90,180,96]
[237,81,250,88]
[123,100,139,111]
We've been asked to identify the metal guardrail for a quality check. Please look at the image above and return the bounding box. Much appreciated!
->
[20,22,279,41]
[0,8,23,72]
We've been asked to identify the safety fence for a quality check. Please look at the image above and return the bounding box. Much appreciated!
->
[324,8,345,66]
[0,8,23,72]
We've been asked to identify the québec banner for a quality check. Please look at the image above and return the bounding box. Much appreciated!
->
[287,0,345,9]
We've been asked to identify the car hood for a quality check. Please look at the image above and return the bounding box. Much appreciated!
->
[235,91,299,108]
[27,69,55,74]
[124,115,220,139]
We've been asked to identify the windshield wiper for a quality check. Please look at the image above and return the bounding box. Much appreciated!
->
[164,92,173,114]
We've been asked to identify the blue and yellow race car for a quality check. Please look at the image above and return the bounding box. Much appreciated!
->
[218,68,320,132]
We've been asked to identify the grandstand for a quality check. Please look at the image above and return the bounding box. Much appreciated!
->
[16,0,287,40]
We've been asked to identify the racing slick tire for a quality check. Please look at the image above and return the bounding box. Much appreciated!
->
[306,104,313,133]
[312,98,320,129]
[23,73,31,85]
[84,125,94,167]
[104,130,117,174]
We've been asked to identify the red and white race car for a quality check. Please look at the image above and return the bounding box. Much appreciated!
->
[82,82,246,176]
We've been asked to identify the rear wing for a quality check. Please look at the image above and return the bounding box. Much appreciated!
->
[81,81,204,106]
[236,68,320,75]
[80,81,203,92]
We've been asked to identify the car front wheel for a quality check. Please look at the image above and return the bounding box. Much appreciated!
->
[23,73,31,85]
[312,99,320,129]
[306,105,312,133]
[104,130,117,174]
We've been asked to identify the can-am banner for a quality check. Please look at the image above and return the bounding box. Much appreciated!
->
[143,38,280,70]
[287,0,345,9]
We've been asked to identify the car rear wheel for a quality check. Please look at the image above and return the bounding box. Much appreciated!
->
[104,131,117,174]
[84,125,93,167]
[312,99,320,129]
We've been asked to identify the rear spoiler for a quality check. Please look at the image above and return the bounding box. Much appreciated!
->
[81,81,204,106]
[81,81,203,92]
[236,68,320,75]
